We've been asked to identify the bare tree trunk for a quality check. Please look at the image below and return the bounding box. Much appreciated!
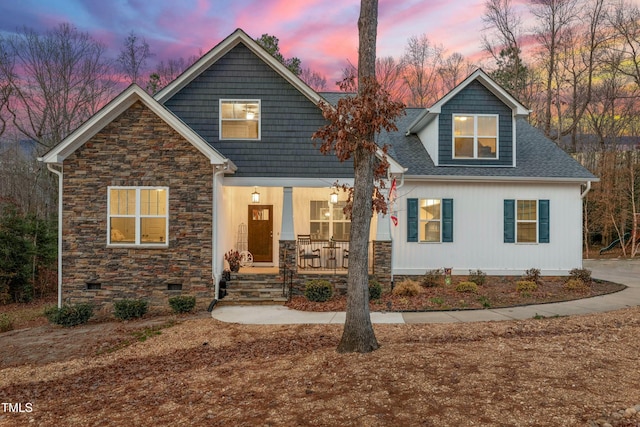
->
[337,0,380,354]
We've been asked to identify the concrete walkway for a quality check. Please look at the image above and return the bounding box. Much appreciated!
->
[210,259,640,325]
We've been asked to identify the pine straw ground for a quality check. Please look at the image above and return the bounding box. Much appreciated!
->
[1,303,640,426]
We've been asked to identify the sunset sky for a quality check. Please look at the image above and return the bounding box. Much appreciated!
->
[0,0,636,89]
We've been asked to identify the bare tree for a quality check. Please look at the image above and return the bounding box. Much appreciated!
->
[313,0,404,353]
[0,23,115,150]
[530,0,579,138]
[300,67,327,91]
[117,31,152,86]
[0,23,115,218]
[608,0,640,89]
[146,55,199,94]
[482,0,527,98]
[376,56,407,102]
[555,0,608,152]
[338,57,406,102]
[585,51,632,148]
[438,52,476,94]
[401,34,444,107]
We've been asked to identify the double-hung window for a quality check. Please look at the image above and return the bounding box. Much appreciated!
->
[453,114,498,159]
[407,198,453,243]
[220,100,260,140]
[309,201,350,240]
[108,187,168,246]
[504,199,550,244]
[420,199,442,242]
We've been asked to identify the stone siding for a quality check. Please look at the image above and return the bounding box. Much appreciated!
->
[372,240,392,291]
[62,101,214,312]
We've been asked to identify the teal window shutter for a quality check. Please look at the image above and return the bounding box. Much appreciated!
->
[538,199,550,243]
[407,198,418,242]
[442,198,453,242]
[504,199,515,243]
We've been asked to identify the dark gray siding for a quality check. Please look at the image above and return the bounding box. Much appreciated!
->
[439,80,513,166]
[163,43,353,178]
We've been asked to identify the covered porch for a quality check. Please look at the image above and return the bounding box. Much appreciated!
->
[219,183,382,274]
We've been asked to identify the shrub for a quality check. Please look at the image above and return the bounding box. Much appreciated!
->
[45,303,94,327]
[113,299,148,320]
[516,280,538,294]
[455,281,478,293]
[478,295,492,308]
[0,313,13,332]
[563,278,589,292]
[392,279,422,297]
[569,268,592,284]
[304,280,333,302]
[421,269,443,287]
[368,280,382,300]
[468,269,486,286]
[524,268,541,285]
[430,297,445,306]
[168,296,196,314]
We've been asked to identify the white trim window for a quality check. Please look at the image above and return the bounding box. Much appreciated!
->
[108,187,169,246]
[310,201,350,241]
[516,199,537,243]
[453,114,498,159]
[419,199,441,242]
[219,99,261,140]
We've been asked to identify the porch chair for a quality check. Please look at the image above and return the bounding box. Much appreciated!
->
[298,234,321,268]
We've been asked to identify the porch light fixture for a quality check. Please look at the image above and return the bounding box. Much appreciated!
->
[330,189,338,204]
[251,187,260,203]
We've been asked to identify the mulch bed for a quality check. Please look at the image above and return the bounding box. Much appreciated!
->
[286,276,627,312]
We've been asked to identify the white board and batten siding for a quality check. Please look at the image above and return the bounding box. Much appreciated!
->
[390,180,584,276]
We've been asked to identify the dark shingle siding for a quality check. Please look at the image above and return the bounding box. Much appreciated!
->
[439,80,513,166]
[162,45,594,182]
[380,111,596,180]
[163,44,353,178]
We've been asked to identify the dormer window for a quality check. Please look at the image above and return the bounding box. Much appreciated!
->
[453,114,498,159]
[220,100,260,140]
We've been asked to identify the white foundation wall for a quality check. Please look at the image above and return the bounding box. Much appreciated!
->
[390,180,585,276]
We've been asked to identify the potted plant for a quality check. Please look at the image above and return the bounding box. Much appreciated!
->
[224,250,241,273]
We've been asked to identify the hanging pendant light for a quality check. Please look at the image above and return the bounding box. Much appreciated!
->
[330,189,338,204]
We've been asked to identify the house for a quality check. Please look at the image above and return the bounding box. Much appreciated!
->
[39,28,597,310]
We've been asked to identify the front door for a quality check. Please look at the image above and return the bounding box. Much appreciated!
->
[248,205,273,262]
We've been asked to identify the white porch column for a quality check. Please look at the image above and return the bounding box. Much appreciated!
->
[281,187,295,240]
[375,212,392,241]
[376,185,392,241]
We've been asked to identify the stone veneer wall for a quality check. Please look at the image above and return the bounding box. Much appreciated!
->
[62,101,214,312]
[373,240,392,291]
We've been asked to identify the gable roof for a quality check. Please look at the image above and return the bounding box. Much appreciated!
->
[155,30,406,176]
[381,110,597,182]
[156,28,323,106]
[406,69,531,135]
[39,84,234,168]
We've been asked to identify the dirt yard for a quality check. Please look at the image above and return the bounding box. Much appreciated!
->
[2,301,640,426]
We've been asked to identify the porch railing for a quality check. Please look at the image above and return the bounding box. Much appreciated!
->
[296,239,373,274]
